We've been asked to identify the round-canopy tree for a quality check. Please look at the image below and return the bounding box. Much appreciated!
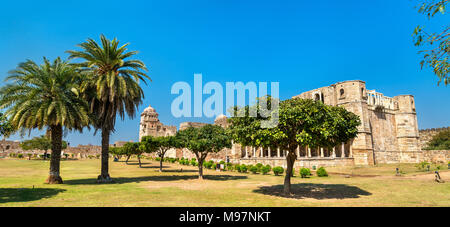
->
[0,57,90,184]
[176,125,232,180]
[67,35,150,183]
[140,135,180,172]
[121,142,144,167]
[21,135,68,160]
[228,97,360,194]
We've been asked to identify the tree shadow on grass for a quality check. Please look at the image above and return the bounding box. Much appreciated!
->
[162,169,199,173]
[253,183,371,200]
[0,188,66,203]
[139,165,169,169]
[64,174,248,185]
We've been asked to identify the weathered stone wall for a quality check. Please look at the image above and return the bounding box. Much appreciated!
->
[374,150,449,164]
[419,127,450,149]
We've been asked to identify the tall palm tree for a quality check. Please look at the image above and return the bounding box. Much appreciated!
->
[0,57,90,184]
[67,35,150,183]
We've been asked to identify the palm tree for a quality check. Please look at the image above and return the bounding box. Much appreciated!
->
[67,35,150,183]
[0,57,90,184]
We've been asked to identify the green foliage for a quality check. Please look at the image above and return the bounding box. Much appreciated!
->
[17,153,23,159]
[417,161,430,170]
[176,124,232,178]
[67,35,150,132]
[0,112,14,138]
[255,163,263,171]
[20,136,68,152]
[316,167,328,177]
[239,164,248,173]
[273,166,284,176]
[226,163,234,171]
[229,98,360,152]
[413,0,449,85]
[0,57,90,133]
[140,135,180,157]
[235,164,241,172]
[250,165,259,174]
[424,129,450,150]
[261,165,271,175]
[300,168,312,178]
[121,142,142,157]
[228,97,360,192]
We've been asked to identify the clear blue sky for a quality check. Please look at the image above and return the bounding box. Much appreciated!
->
[0,0,448,145]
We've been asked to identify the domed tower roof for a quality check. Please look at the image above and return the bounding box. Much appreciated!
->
[214,114,228,127]
[215,114,227,121]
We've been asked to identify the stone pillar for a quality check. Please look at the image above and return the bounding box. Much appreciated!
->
[260,147,264,158]
[332,147,336,158]
[341,143,346,158]
[277,148,280,158]
[245,146,248,158]
[297,146,300,157]
[268,147,271,158]
[320,148,324,158]
[253,147,256,158]
[350,145,353,158]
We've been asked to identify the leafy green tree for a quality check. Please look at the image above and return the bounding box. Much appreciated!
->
[413,0,449,85]
[140,135,180,172]
[176,125,232,179]
[228,97,360,194]
[424,129,450,150]
[0,112,14,140]
[109,146,124,160]
[0,57,90,184]
[67,35,150,182]
[122,142,144,167]
[20,135,68,160]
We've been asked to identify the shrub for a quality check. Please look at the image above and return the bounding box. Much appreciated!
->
[250,165,259,174]
[190,160,197,166]
[416,161,430,171]
[219,160,225,165]
[204,160,214,169]
[155,157,161,161]
[226,163,233,171]
[300,168,311,178]
[17,153,24,159]
[240,164,248,173]
[261,165,271,175]
[255,163,263,171]
[235,164,241,172]
[212,163,217,169]
[273,166,284,176]
[317,167,328,177]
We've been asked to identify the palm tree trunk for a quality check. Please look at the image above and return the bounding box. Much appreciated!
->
[46,125,63,184]
[97,128,113,183]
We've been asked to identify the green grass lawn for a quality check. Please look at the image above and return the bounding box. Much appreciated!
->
[0,158,449,207]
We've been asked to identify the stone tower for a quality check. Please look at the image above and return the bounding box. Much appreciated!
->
[393,95,420,153]
[139,104,177,141]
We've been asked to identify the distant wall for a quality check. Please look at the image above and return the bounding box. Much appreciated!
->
[419,127,450,149]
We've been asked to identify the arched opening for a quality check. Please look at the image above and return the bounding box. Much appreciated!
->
[314,94,320,101]
[340,89,345,99]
